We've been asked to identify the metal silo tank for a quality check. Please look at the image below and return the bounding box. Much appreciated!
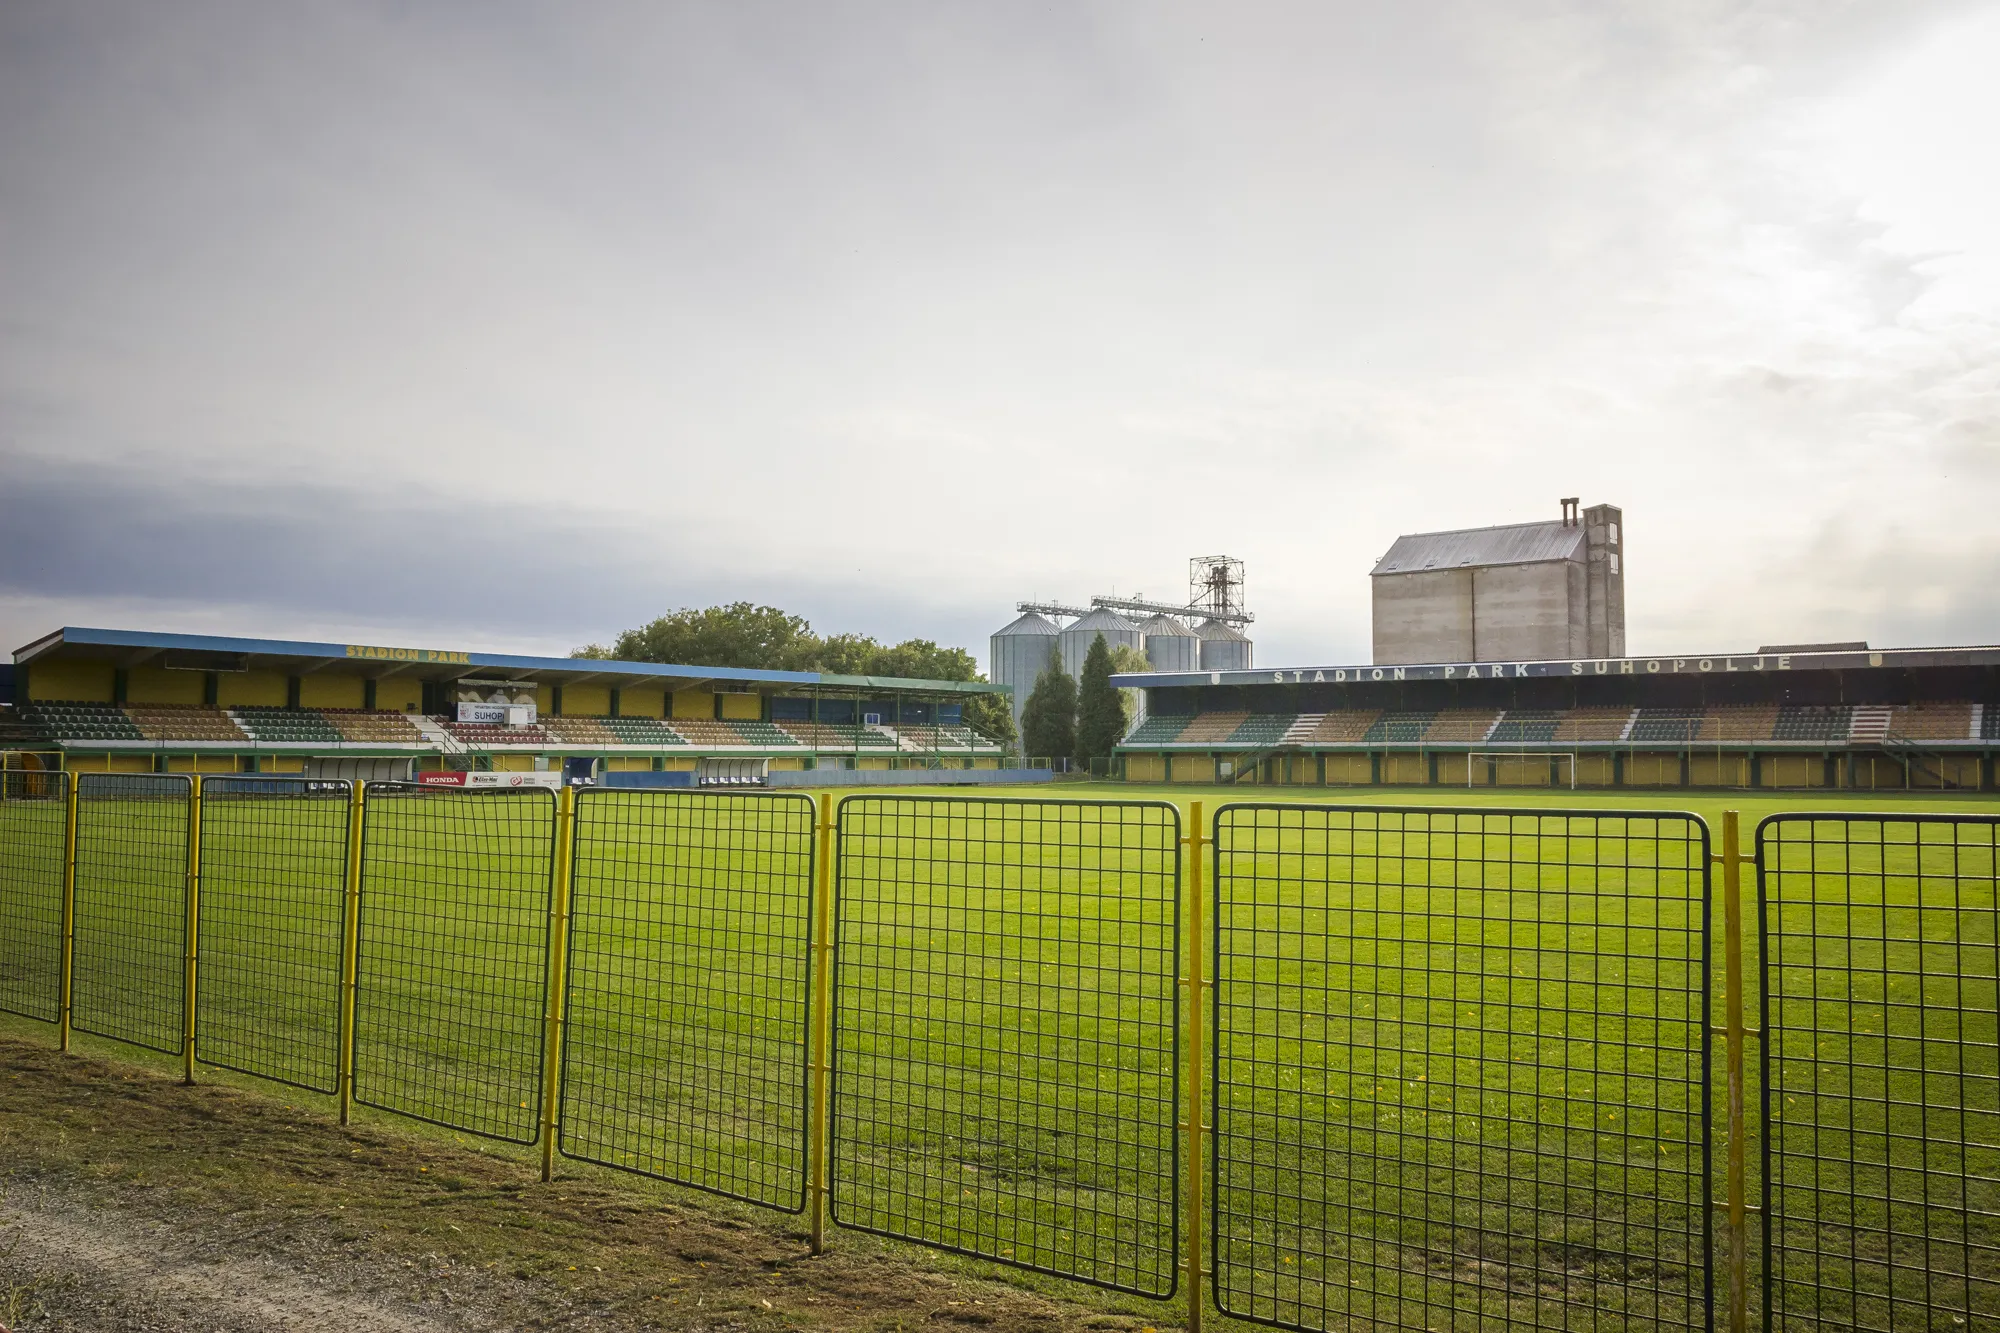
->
[1196,618,1253,671]
[1137,614,1198,673]
[1059,607,1143,680]
[990,611,1060,736]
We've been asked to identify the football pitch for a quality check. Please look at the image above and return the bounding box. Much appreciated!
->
[2,779,1995,1332]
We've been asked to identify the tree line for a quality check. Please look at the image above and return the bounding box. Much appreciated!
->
[573,602,1015,744]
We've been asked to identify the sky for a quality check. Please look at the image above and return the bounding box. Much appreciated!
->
[4,1,1998,672]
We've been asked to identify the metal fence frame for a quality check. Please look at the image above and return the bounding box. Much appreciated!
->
[0,769,73,1026]
[1757,812,2000,1333]
[1208,802,1716,1333]
[827,794,1184,1298]
[557,786,818,1210]
[350,781,559,1145]
[67,772,195,1059]
[193,776,352,1094]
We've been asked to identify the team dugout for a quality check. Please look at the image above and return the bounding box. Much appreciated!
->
[2,627,1009,784]
[1113,642,2000,790]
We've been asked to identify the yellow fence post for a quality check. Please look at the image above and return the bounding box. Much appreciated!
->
[1715,809,1753,1333]
[58,772,79,1053]
[183,774,203,1084]
[339,780,367,1126]
[809,791,836,1256]
[1183,799,1207,1333]
[540,784,576,1184]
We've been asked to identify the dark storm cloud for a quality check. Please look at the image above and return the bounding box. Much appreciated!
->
[0,451,994,654]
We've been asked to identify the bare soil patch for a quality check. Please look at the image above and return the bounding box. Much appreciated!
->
[0,1038,1175,1332]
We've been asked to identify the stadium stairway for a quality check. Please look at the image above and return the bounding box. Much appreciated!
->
[408,715,468,755]
[1280,714,1325,746]
[1848,705,1892,743]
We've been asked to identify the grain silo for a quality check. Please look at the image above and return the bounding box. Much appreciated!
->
[990,611,1061,739]
[1137,614,1198,672]
[1196,618,1253,671]
[1060,607,1142,679]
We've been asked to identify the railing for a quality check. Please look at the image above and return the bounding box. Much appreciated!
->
[4,779,1998,1332]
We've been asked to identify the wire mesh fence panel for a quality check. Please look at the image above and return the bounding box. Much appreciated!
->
[831,796,1181,1297]
[1759,814,2000,1332]
[1212,804,1712,1333]
[0,769,70,1023]
[559,790,815,1210]
[194,778,351,1093]
[353,784,554,1143]
[70,773,192,1054]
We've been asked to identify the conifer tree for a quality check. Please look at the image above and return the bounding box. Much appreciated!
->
[1074,632,1126,768]
[1019,642,1076,763]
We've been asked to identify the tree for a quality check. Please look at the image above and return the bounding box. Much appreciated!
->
[576,605,1015,743]
[1019,643,1076,763]
[1108,643,1152,732]
[1074,633,1126,768]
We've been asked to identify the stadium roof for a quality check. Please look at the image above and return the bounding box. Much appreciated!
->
[1370,520,1583,576]
[1115,642,2000,690]
[14,627,1006,695]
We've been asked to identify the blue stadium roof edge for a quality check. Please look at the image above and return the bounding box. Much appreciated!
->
[1113,642,2000,691]
[15,626,1007,695]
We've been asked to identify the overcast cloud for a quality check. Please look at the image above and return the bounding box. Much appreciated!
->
[4,1,1998,670]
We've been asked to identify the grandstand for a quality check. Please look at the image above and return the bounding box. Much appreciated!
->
[1114,644,2000,790]
[2,627,1008,782]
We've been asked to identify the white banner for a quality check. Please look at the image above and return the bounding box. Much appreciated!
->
[457,702,538,726]
[417,771,563,789]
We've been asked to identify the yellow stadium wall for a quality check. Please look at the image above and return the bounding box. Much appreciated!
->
[618,688,664,719]
[604,756,653,772]
[1125,754,1165,783]
[373,679,423,712]
[672,690,714,720]
[719,692,760,721]
[1575,754,1615,786]
[858,757,892,771]
[563,684,611,717]
[1688,753,1749,787]
[27,660,115,702]
[1171,755,1212,783]
[62,754,153,773]
[127,667,205,706]
[973,757,999,770]
[768,757,805,771]
[1623,752,1683,787]
[490,755,535,772]
[1759,755,1826,789]
[535,684,556,714]
[166,755,237,773]
[1382,753,1427,785]
[1324,754,1373,785]
[217,671,288,708]
[261,756,306,773]
[300,675,365,709]
[660,757,696,772]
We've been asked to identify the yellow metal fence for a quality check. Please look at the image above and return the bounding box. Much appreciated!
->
[7,779,2000,1332]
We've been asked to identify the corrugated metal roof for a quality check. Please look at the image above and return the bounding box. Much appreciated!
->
[1194,618,1248,641]
[993,612,1059,637]
[1371,520,1584,576]
[1135,614,1195,638]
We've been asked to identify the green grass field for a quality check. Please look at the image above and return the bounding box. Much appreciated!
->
[2,777,1996,1332]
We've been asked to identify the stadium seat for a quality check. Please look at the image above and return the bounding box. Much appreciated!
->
[16,701,146,742]
[124,704,250,743]
[1552,708,1633,742]
[1420,709,1501,744]
[1362,711,1434,743]
[1307,711,1380,743]
[1225,714,1296,747]
[231,706,346,744]
[1123,715,1193,745]
[1175,712,1251,744]
[1628,709,1705,744]
[1887,702,1975,741]
[1486,710,1559,745]
[726,720,805,747]
[319,710,428,743]
[776,721,901,749]
[1706,705,1779,743]
[1772,705,1852,742]
[538,716,620,745]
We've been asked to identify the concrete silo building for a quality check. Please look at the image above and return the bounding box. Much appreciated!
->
[989,611,1060,739]
[1371,498,1624,665]
[1196,618,1253,671]
[1060,608,1142,680]
[1137,614,1198,673]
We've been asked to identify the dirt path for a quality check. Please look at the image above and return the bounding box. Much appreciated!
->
[0,1037,1173,1332]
